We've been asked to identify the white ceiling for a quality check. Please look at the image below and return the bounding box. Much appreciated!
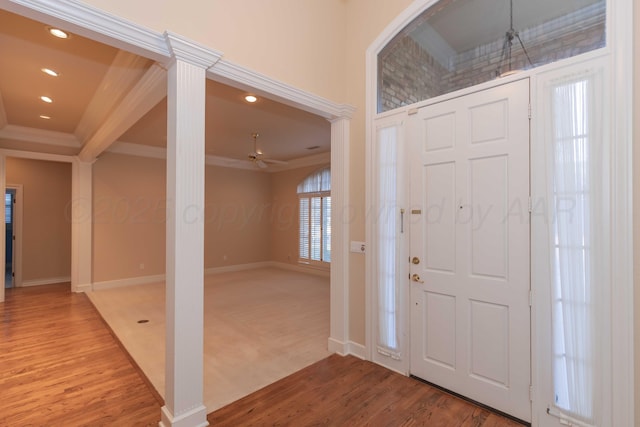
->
[0,8,331,167]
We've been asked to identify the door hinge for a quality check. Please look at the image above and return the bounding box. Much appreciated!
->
[529,385,534,401]
[529,290,533,307]
[528,103,532,119]
[528,196,532,213]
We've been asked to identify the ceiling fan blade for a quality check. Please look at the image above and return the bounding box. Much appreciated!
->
[256,159,268,169]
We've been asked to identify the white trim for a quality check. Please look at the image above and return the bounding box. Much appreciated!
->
[208,61,355,120]
[92,273,165,291]
[0,0,170,62]
[365,2,440,365]
[270,261,330,278]
[160,404,208,427]
[328,338,367,359]
[108,141,168,159]
[107,142,332,172]
[347,341,367,360]
[20,276,71,287]
[70,159,92,293]
[609,0,634,425]
[204,261,272,276]
[366,1,634,426]
[164,31,222,69]
[329,117,350,358]
[89,262,328,292]
[0,125,81,148]
[0,148,74,163]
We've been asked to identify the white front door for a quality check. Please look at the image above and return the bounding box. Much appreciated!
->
[408,79,531,422]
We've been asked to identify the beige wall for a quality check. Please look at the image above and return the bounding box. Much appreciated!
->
[270,164,326,266]
[204,166,271,268]
[92,153,166,282]
[6,157,72,283]
[80,0,347,102]
[92,153,274,281]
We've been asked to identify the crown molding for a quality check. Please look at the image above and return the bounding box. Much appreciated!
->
[107,141,166,160]
[107,140,329,173]
[0,0,170,62]
[209,60,355,120]
[164,31,222,69]
[0,124,81,148]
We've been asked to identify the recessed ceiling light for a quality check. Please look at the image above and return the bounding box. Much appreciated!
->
[39,115,51,120]
[41,68,59,77]
[40,96,53,103]
[48,27,69,39]
[244,95,257,103]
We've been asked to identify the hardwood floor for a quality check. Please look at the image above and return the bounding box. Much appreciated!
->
[2,282,526,426]
[208,354,526,427]
[0,283,161,426]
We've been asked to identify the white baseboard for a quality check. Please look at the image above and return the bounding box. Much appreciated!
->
[347,341,367,359]
[20,276,71,287]
[92,274,165,291]
[270,261,330,278]
[88,261,324,292]
[204,261,272,276]
[328,337,348,355]
[73,283,92,293]
[327,337,367,360]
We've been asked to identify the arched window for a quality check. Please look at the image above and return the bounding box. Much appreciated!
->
[297,167,330,265]
[377,0,606,113]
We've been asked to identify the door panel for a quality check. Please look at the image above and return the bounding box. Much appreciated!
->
[423,162,456,272]
[409,79,531,422]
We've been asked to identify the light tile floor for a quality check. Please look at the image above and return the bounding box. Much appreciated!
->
[87,267,331,411]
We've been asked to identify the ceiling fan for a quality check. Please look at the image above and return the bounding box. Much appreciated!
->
[247,132,288,169]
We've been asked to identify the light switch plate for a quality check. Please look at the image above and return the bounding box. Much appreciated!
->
[350,241,366,253]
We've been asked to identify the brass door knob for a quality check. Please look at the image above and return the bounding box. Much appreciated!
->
[411,274,424,283]
[412,257,420,264]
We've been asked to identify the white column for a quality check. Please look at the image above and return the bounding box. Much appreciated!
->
[161,32,220,427]
[71,158,92,292]
[328,116,351,354]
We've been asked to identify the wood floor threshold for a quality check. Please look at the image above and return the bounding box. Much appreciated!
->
[410,375,530,427]
[87,295,166,407]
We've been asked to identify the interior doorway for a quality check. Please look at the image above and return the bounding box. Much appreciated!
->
[5,189,15,288]
[4,185,22,289]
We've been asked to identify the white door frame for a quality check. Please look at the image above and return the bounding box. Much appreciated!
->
[365,1,633,426]
[5,184,23,288]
